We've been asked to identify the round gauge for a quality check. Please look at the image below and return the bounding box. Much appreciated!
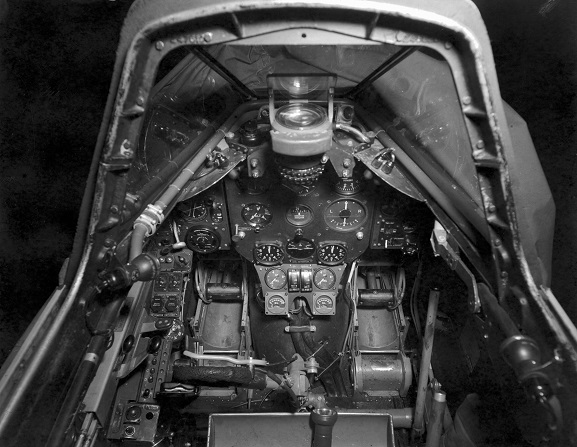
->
[185,226,220,253]
[314,295,335,315]
[265,269,288,290]
[324,199,367,231]
[286,239,316,259]
[313,269,336,290]
[286,205,314,226]
[380,197,400,217]
[317,244,347,265]
[334,178,363,196]
[254,244,284,265]
[177,201,207,221]
[242,203,273,227]
[267,295,287,313]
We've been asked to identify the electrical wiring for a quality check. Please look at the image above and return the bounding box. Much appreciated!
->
[194,261,212,304]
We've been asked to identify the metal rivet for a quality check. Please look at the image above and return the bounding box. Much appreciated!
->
[476,140,485,149]
[462,96,472,105]
[155,41,165,51]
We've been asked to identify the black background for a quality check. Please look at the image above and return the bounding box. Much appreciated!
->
[0,0,575,366]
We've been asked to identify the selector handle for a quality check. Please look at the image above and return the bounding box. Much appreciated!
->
[293,229,304,243]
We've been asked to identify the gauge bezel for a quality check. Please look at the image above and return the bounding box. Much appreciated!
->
[314,295,335,315]
[334,177,363,196]
[265,268,288,290]
[323,198,368,232]
[285,204,314,226]
[253,244,285,266]
[241,203,273,228]
[185,225,221,253]
[313,268,336,290]
[317,243,347,265]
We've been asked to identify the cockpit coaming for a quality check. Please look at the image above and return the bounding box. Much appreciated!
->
[1,2,574,447]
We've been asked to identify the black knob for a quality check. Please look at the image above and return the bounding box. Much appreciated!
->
[125,406,142,422]
[148,336,163,354]
[294,229,304,243]
[122,335,135,354]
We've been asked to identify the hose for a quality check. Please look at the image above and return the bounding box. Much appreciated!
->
[334,123,371,143]
[182,351,268,367]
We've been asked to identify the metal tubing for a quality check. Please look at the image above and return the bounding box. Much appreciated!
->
[337,408,414,428]
[412,287,441,440]
[426,391,447,447]
[47,296,126,447]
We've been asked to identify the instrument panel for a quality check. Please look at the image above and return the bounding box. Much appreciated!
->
[224,173,374,266]
[169,162,420,316]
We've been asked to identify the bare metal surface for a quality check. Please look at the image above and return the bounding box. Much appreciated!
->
[207,412,395,447]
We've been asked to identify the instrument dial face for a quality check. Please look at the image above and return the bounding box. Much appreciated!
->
[242,203,273,227]
[286,239,316,259]
[314,295,335,315]
[286,205,314,226]
[267,295,287,313]
[254,244,284,265]
[185,227,220,253]
[317,244,347,265]
[265,269,288,290]
[313,269,336,290]
[324,199,367,231]
[178,201,207,221]
[334,178,363,196]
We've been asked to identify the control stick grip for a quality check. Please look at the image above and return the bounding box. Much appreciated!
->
[311,408,338,447]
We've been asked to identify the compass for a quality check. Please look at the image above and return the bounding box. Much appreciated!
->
[334,177,363,196]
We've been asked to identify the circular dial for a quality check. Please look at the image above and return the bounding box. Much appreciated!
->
[286,239,316,259]
[265,269,288,290]
[324,199,367,231]
[380,197,401,217]
[317,244,347,265]
[254,244,284,265]
[313,269,336,290]
[185,226,220,253]
[334,178,363,196]
[177,201,207,221]
[267,295,287,313]
[314,296,335,315]
[242,203,273,227]
[286,205,314,226]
